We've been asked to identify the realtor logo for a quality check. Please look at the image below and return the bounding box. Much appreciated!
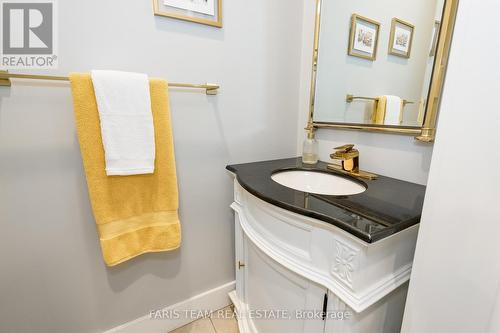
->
[1,0,57,68]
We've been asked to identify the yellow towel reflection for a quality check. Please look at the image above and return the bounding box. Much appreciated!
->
[372,95,403,125]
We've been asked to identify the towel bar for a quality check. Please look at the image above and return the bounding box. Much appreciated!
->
[346,94,413,106]
[0,71,220,95]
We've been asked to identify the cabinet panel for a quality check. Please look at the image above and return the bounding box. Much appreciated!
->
[235,212,245,302]
[324,286,408,333]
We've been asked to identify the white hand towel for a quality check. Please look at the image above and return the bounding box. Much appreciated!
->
[383,95,403,126]
[91,70,155,176]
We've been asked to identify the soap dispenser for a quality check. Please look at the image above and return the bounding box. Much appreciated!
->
[302,126,319,165]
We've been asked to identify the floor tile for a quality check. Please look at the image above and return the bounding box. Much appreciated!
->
[169,318,216,333]
[210,306,239,333]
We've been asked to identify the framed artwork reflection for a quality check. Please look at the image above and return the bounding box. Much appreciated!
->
[388,18,415,58]
[348,14,381,61]
[153,0,223,28]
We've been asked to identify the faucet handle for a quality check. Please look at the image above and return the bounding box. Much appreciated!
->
[331,144,359,161]
[334,144,355,153]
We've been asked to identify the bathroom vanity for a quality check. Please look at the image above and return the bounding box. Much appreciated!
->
[226,158,425,333]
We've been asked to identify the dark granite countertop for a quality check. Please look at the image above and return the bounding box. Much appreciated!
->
[226,157,426,243]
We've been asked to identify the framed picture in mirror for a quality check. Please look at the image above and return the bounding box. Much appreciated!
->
[388,18,415,58]
[153,0,223,28]
[348,14,380,61]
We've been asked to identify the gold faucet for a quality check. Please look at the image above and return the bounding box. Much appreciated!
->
[328,144,378,180]
[330,144,360,172]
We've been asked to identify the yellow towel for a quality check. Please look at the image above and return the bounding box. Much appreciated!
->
[372,96,387,125]
[70,73,181,266]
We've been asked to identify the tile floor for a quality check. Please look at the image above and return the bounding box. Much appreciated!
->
[168,305,239,333]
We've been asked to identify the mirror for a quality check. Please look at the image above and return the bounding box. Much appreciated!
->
[308,0,458,142]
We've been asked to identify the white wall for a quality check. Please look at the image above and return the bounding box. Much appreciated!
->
[298,0,434,185]
[0,1,303,332]
[402,1,500,332]
[314,0,438,126]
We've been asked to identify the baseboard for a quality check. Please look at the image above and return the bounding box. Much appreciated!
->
[103,281,236,333]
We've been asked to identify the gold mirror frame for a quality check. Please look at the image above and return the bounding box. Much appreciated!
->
[307,0,459,142]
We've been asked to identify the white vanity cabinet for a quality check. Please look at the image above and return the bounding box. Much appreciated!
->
[229,181,418,333]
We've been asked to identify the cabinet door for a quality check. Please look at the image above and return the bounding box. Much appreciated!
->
[244,237,326,333]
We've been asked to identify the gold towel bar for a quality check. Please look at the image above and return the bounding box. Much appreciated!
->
[0,71,220,95]
[346,94,413,106]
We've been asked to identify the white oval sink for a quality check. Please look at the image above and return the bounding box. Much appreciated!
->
[271,170,366,196]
